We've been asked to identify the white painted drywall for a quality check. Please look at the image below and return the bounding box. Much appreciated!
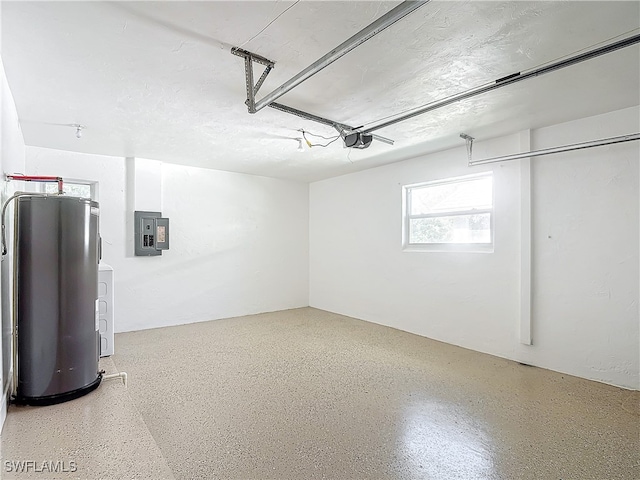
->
[26,148,310,332]
[124,157,163,258]
[310,134,523,364]
[129,157,162,212]
[0,57,26,431]
[310,106,639,390]
[525,106,639,389]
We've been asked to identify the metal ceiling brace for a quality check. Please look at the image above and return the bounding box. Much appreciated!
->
[360,33,640,135]
[231,48,395,145]
[230,47,275,111]
[466,132,640,166]
[231,47,396,145]
[268,102,394,145]
[231,4,638,152]
[230,3,430,146]
[268,102,351,133]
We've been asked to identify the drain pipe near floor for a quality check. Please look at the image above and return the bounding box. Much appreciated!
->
[101,372,128,388]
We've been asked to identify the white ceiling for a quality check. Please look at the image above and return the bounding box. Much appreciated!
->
[2,1,639,182]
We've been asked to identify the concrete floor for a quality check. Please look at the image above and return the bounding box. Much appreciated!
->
[1,307,638,479]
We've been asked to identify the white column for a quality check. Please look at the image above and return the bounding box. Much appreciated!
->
[520,130,532,345]
[125,157,163,257]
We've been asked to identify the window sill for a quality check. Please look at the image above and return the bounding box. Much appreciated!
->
[403,243,494,254]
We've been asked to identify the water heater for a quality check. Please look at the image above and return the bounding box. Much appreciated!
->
[15,195,102,405]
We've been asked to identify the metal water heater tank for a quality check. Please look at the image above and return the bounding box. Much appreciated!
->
[15,195,102,405]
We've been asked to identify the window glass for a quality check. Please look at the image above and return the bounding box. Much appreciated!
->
[410,176,493,215]
[409,213,492,244]
[404,173,493,249]
[46,182,92,199]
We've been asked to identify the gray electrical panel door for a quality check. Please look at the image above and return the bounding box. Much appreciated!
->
[135,211,169,256]
[16,196,101,404]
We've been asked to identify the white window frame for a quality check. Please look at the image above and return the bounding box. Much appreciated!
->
[402,172,494,253]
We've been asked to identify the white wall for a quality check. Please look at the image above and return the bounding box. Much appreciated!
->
[310,106,639,390]
[17,105,640,391]
[528,107,639,388]
[0,57,27,430]
[26,149,310,332]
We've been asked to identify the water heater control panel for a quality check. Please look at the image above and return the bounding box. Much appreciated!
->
[135,211,170,256]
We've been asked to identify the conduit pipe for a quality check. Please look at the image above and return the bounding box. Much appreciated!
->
[6,175,64,195]
[362,34,640,134]
[468,133,640,166]
[1,192,54,256]
[251,0,429,113]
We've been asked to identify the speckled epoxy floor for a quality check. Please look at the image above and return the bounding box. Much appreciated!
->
[1,307,638,480]
[0,356,174,480]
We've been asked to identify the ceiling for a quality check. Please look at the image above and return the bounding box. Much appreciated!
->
[2,1,639,182]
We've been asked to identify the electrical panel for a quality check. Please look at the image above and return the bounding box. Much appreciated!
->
[134,211,170,256]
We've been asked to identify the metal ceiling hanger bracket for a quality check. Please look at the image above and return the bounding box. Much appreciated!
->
[468,132,640,166]
[230,48,395,146]
[229,3,430,147]
[230,47,275,113]
[460,133,474,164]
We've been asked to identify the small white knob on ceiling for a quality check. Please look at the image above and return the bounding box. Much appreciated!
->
[71,124,84,139]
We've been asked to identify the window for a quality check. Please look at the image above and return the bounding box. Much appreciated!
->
[403,173,493,251]
[44,179,98,200]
